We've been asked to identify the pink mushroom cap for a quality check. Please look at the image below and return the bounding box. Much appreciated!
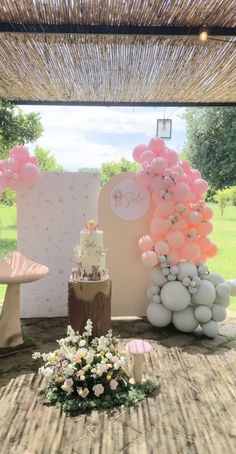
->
[125,339,152,355]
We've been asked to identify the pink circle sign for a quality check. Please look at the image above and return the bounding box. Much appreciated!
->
[110,179,150,220]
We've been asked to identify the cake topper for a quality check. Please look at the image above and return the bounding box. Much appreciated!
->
[85,220,98,232]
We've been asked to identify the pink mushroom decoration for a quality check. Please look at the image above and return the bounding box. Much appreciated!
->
[125,339,152,384]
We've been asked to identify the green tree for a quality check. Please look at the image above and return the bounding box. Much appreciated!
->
[0,101,43,159]
[214,187,232,217]
[35,146,64,171]
[78,167,99,173]
[100,157,139,185]
[184,107,236,190]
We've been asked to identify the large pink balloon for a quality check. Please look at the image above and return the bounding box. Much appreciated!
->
[20,163,39,184]
[188,211,202,225]
[0,171,7,188]
[136,169,152,187]
[153,200,175,218]
[207,244,218,258]
[0,161,3,171]
[138,235,154,252]
[171,218,189,232]
[198,237,212,252]
[166,149,178,166]
[197,221,213,236]
[191,169,201,179]
[167,249,180,265]
[181,242,201,261]
[151,157,167,172]
[7,175,24,190]
[132,144,148,163]
[10,145,30,163]
[192,178,208,195]
[154,240,169,255]
[141,251,158,267]
[180,160,192,174]
[201,206,213,220]
[150,217,170,235]
[166,230,185,249]
[174,183,190,203]
[151,175,164,192]
[140,150,155,163]
[28,156,38,166]
[148,138,166,155]
[3,157,19,172]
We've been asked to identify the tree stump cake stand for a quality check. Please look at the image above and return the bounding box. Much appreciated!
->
[68,279,111,337]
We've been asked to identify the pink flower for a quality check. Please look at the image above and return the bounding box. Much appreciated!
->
[77,387,89,399]
[112,356,119,363]
[93,383,104,397]
[110,379,118,391]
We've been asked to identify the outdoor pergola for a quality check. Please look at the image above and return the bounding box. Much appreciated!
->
[0,0,235,106]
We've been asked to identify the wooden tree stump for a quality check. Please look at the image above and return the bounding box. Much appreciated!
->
[68,279,112,337]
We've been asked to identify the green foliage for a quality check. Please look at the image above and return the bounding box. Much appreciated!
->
[41,379,156,414]
[100,157,139,185]
[78,167,100,173]
[34,146,64,171]
[0,101,43,159]
[230,186,236,206]
[184,107,236,190]
[0,190,16,206]
[214,188,232,217]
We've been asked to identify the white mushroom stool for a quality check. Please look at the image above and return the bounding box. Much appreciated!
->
[0,251,49,348]
[125,339,152,384]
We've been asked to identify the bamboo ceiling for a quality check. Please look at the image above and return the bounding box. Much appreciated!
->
[0,0,235,105]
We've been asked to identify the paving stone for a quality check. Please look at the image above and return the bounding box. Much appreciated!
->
[218,324,236,338]
[195,335,228,348]
[161,334,194,347]
[225,340,236,349]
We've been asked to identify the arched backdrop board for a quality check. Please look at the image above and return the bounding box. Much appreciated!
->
[17,172,100,317]
[98,172,152,316]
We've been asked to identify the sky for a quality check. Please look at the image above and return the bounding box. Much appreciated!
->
[20,105,187,171]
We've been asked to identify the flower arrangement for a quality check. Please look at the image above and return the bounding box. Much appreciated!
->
[33,320,155,413]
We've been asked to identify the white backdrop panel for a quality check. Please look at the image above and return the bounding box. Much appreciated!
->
[17,172,100,317]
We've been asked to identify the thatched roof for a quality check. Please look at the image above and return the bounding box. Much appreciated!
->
[0,0,235,105]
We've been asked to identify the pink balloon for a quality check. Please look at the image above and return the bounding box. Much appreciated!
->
[7,175,24,190]
[132,144,148,163]
[151,176,164,192]
[20,163,39,184]
[166,230,185,249]
[154,240,169,255]
[201,206,213,220]
[3,157,19,172]
[188,211,202,225]
[152,191,162,203]
[197,254,207,264]
[174,183,190,203]
[141,251,158,267]
[138,235,154,252]
[207,244,218,258]
[167,249,180,265]
[153,200,175,218]
[198,237,212,252]
[191,169,201,179]
[0,171,7,188]
[180,160,192,174]
[148,138,166,155]
[0,160,4,171]
[151,157,167,172]
[136,168,152,187]
[140,150,155,163]
[192,178,208,195]
[197,221,213,236]
[150,217,170,235]
[28,156,38,165]
[10,145,30,163]
[171,218,189,232]
[166,149,178,166]
[181,242,201,261]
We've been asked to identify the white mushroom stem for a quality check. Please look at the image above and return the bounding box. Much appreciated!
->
[0,284,23,348]
[133,354,143,384]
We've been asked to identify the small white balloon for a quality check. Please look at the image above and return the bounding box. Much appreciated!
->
[152,294,161,304]
[194,306,212,323]
[177,262,198,281]
[149,268,167,287]
[161,281,191,311]
[147,302,172,327]
[226,279,236,296]
[189,287,197,294]
[190,281,197,288]
[162,268,170,276]
[158,255,166,264]
[146,284,154,300]
[167,274,176,281]
[216,283,230,298]
[173,306,199,333]
[183,277,191,287]
[192,276,201,285]
[170,265,179,275]
[202,320,219,338]
[211,304,227,322]
[152,284,160,295]
[192,280,216,306]
[205,273,225,287]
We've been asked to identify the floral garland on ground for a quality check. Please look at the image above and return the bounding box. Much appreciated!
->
[33,320,155,413]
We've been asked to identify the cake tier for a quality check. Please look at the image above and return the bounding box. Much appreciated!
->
[73,229,108,282]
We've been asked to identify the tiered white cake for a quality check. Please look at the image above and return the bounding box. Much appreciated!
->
[72,221,109,282]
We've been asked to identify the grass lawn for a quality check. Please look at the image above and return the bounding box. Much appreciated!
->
[0,203,235,309]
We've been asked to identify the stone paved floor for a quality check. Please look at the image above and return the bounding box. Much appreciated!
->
[0,314,236,453]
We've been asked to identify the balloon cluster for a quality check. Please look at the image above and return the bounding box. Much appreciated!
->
[0,145,39,195]
[146,261,235,337]
[134,138,217,266]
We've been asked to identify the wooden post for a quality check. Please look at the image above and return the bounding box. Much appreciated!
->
[68,279,111,337]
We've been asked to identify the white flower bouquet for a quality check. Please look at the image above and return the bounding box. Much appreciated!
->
[33,320,155,413]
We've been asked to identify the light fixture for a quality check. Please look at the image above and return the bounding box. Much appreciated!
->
[199,27,208,42]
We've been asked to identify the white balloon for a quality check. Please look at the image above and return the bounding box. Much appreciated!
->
[192,280,216,306]
[161,281,191,311]
[173,306,199,333]
[170,265,179,275]
[167,274,176,281]
[215,294,230,305]
[149,268,167,287]
[152,294,161,304]
[222,297,230,308]
[183,277,191,287]
[177,261,198,281]
[202,320,219,337]
[194,306,212,323]
[211,304,227,322]
[216,283,230,298]
[146,284,154,300]
[205,272,225,287]
[226,279,236,296]
[147,302,172,327]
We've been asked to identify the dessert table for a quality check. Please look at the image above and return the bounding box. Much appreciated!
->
[68,279,111,337]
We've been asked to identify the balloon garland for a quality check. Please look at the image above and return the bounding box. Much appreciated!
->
[0,145,39,195]
[134,138,236,337]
